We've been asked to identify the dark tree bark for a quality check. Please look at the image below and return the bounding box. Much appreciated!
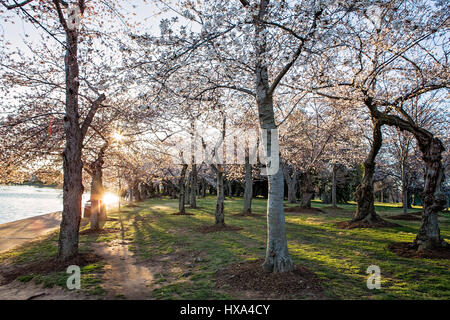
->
[185,172,190,205]
[299,171,314,208]
[178,164,188,214]
[49,1,106,261]
[133,182,142,202]
[331,163,337,208]
[353,118,384,223]
[88,142,108,230]
[57,12,84,262]
[226,180,232,198]
[190,164,198,208]
[242,152,253,213]
[413,137,447,249]
[200,178,206,198]
[215,165,225,226]
[367,107,447,248]
[282,163,297,204]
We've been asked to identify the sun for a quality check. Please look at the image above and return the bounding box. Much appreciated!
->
[103,192,119,206]
[112,131,125,142]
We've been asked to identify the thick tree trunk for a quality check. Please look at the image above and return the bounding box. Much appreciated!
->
[413,138,447,250]
[201,178,206,198]
[299,171,314,208]
[185,173,190,205]
[59,140,83,261]
[89,142,108,230]
[57,28,82,262]
[190,164,197,208]
[243,154,253,213]
[215,165,225,226]
[371,107,447,248]
[226,180,232,198]
[287,178,297,204]
[282,164,297,204]
[257,96,294,273]
[133,183,142,202]
[331,164,337,208]
[401,161,409,215]
[89,173,103,231]
[178,164,188,214]
[253,0,294,273]
[262,154,294,273]
[402,187,408,215]
[353,119,384,223]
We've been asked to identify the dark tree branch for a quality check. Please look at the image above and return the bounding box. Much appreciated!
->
[0,0,33,9]
[81,94,106,139]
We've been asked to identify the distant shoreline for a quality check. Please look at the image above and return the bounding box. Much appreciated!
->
[1,182,62,189]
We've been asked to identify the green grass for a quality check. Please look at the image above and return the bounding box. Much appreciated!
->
[1,196,449,299]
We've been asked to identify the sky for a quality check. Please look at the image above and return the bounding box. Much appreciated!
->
[0,0,174,53]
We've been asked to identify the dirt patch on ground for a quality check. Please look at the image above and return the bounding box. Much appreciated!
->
[172,212,195,216]
[92,240,156,299]
[215,259,324,299]
[336,219,401,229]
[0,252,103,285]
[284,207,324,214]
[94,242,206,299]
[234,212,264,217]
[79,228,122,235]
[195,225,243,234]
[386,214,421,221]
[388,242,450,260]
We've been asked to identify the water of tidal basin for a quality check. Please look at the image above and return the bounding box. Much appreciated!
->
[0,185,90,225]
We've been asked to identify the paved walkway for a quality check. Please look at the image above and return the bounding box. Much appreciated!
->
[0,212,62,253]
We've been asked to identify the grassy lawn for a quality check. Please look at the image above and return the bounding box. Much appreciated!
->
[1,196,449,299]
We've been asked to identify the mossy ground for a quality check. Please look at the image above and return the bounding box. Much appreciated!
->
[1,196,449,299]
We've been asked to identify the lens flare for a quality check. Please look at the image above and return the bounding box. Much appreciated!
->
[103,192,119,206]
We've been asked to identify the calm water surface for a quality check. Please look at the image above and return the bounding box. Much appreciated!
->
[0,185,90,224]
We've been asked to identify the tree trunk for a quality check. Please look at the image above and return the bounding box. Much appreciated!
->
[252,0,294,273]
[331,163,337,208]
[57,28,82,262]
[133,183,142,202]
[190,164,197,208]
[299,171,314,208]
[243,154,253,213]
[226,180,232,198]
[353,119,384,223]
[89,142,108,230]
[215,165,225,226]
[201,178,206,198]
[178,164,188,214]
[89,169,103,231]
[282,163,297,204]
[256,94,294,273]
[185,173,190,205]
[371,107,447,248]
[287,177,297,204]
[413,138,447,250]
